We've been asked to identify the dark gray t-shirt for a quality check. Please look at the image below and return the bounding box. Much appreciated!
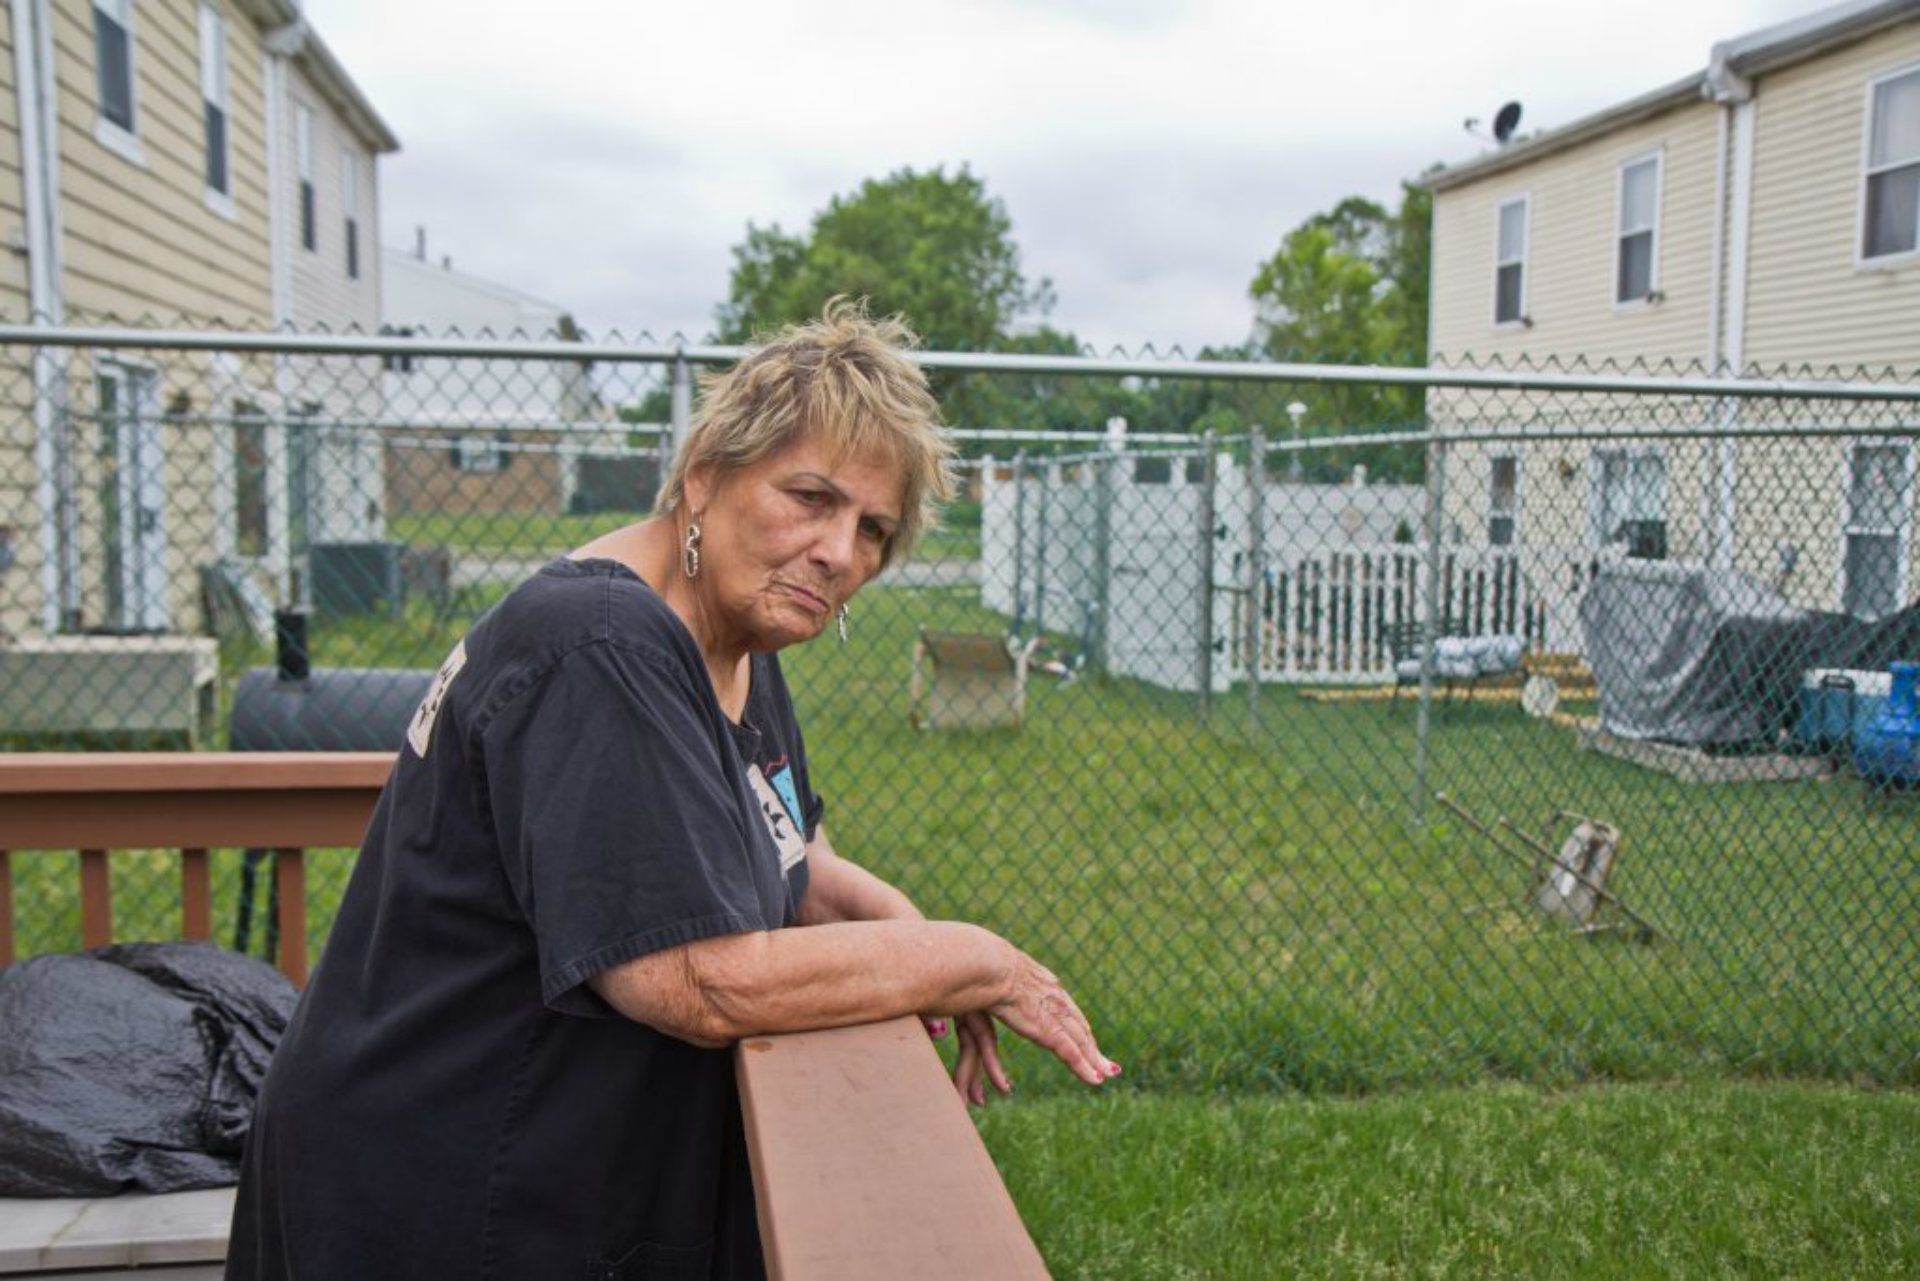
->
[227,558,819,1281]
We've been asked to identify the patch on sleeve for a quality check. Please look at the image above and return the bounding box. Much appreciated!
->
[407,638,468,758]
[747,763,808,874]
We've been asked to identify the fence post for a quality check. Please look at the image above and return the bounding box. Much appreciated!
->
[1010,450,1027,633]
[1246,424,1266,718]
[1414,438,1448,823]
[1197,428,1216,718]
[1034,460,1052,635]
[667,354,692,471]
[1094,450,1115,671]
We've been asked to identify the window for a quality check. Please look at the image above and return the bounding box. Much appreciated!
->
[341,150,360,279]
[199,3,228,197]
[234,403,269,558]
[1863,67,1920,260]
[1494,196,1528,325]
[1842,443,1911,618]
[1617,154,1661,303]
[1488,454,1518,546]
[451,435,508,474]
[93,0,137,135]
[296,104,316,251]
[380,325,416,374]
[93,361,165,631]
[1593,448,1667,560]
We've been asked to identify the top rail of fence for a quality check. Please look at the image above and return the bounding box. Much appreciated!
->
[2,323,1917,403]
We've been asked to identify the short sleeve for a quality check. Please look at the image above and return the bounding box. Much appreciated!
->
[481,641,772,1016]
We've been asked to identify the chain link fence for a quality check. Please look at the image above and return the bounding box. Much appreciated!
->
[2,321,1916,1092]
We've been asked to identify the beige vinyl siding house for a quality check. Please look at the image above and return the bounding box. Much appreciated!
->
[1735,24,1920,614]
[1431,101,1722,365]
[1744,21,1920,370]
[45,0,274,639]
[0,0,394,643]
[244,34,397,600]
[53,0,272,325]
[284,57,381,332]
[0,9,30,320]
[1425,0,1920,631]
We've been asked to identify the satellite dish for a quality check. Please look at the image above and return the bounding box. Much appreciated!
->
[1493,101,1523,144]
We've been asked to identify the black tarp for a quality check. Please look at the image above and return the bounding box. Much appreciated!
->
[0,942,297,1196]
[1581,561,1920,748]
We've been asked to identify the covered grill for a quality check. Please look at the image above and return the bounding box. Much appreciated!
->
[227,611,431,955]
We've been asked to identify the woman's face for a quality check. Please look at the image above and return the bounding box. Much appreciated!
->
[684,435,905,653]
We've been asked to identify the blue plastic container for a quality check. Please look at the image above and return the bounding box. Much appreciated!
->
[1796,669,1889,753]
[1852,662,1920,785]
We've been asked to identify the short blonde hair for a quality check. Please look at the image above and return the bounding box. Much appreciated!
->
[657,299,955,567]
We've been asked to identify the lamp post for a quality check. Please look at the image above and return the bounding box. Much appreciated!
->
[1285,400,1307,482]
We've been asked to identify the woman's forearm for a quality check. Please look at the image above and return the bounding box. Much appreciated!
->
[589,919,1009,1046]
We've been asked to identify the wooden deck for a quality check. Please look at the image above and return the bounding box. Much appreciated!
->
[0,752,1049,1278]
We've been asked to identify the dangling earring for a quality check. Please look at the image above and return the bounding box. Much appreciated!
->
[837,605,850,644]
[682,520,702,579]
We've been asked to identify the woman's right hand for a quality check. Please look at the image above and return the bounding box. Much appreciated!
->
[981,942,1118,1091]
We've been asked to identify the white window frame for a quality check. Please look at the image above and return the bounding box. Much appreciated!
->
[1614,150,1663,308]
[91,0,146,167]
[1836,438,1914,618]
[198,2,234,219]
[1856,61,1920,270]
[452,435,505,475]
[1492,193,1530,328]
[1588,444,1669,559]
[296,103,316,252]
[340,148,360,280]
[92,353,169,631]
[1487,451,1520,547]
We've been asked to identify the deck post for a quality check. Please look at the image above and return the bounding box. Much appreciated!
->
[79,849,112,949]
[181,848,211,942]
[274,847,307,986]
[0,850,12,966]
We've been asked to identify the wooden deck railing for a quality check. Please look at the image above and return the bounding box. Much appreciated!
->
[0,752,1051,1277]
[738,1019,1050,1280]
[0,752,394,984]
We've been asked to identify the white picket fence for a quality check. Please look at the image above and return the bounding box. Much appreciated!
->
[981,455,1591,691]
[1231,543,1584,686]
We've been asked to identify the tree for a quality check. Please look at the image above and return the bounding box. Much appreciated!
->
[715,165,1053,352]
[1246,178,1434,480]
[1251,184,1429,365]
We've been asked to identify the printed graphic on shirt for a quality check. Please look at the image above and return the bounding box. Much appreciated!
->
[747,761,807,874]
[407,639,468,758]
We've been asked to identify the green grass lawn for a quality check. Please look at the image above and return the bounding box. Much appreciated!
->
[10,581,1916,1092]
[982,1081,1920,1280]
[786,585,1919,1092]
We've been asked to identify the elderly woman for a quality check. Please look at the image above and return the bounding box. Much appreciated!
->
[226,303,1113,1281]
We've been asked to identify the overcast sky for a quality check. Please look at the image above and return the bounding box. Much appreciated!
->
[311,0,1816,352]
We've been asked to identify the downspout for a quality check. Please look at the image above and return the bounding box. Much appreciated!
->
[263,20,306,600]
[1705,49,1754,572]
[11,0,75,632]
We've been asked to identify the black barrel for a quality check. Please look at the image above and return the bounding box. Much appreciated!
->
[229,666,433,752]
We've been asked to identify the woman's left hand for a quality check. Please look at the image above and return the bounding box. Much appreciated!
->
[951,1011,1013,1107]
